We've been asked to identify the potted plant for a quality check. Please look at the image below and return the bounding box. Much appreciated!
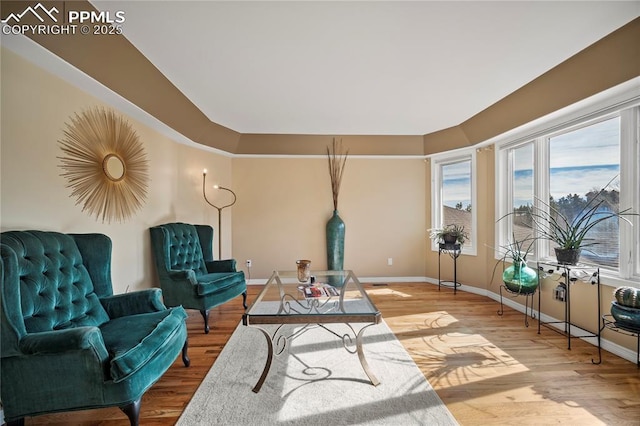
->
[492,236,538,295]
[429,224,469,246]
[500,176,637,265]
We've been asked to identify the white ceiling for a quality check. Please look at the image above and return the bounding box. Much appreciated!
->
[92,1,639,136]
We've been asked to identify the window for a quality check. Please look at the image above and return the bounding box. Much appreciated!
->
[510,142,535,248]
[497,103,640,283]
[549,117,621,268]
[432,153,476,254]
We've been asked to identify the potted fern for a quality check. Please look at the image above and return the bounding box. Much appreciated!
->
[429,224,469,246]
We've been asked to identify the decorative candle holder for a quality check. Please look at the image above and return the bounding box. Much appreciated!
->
[296,259,311,283]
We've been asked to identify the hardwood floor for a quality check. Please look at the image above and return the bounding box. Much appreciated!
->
[23,283,640,425]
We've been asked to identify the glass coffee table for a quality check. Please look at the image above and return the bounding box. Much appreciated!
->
[242,270,381,393]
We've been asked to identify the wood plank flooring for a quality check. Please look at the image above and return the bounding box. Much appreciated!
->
[23,283,640,425]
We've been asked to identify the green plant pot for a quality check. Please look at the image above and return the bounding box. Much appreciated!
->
[610,302,640,331]
[502,261,538,295]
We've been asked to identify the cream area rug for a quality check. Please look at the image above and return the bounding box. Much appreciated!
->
[177,320,458,425]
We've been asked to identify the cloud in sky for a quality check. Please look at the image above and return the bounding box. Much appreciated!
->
[550,116,619,168]
[442,160,471,207]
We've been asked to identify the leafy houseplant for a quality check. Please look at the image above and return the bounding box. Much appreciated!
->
[429,224,469,246]
[501,176,638,265]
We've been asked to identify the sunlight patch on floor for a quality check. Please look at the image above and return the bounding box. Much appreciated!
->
[415,336,530,388]
[366,287,413,298]
[388,312,531,390]
[389,312,460,331]
[447,392,610,425]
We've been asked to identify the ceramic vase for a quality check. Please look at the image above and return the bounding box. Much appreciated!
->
[610,302,640,330]
[326,210,345,271]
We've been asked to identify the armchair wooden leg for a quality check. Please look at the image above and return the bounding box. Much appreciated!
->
[182,338,190,367]
[7,418,25,426]
[242,291,248,309]
[120,398,141,426]
[200,309,210,334]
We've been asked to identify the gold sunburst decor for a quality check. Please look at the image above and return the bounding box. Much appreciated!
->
[58,107,149,223]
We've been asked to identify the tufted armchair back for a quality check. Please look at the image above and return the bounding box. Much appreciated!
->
[1,230,190,425]
[149,222,246,333]
[156,223,210,276]
[1,231,110,340]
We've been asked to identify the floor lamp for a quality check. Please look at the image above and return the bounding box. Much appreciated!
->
[202,169,237,260]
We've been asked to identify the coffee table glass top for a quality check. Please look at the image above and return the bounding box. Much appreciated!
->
[243,270,380,325]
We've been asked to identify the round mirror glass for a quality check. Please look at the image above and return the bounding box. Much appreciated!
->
[103,154,125,181]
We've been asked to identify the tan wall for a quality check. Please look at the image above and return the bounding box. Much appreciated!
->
[232,157,426,279]
[424,147,496,290]
[14,1,638,156]
[0,48,234,294]
[2,45,637,357]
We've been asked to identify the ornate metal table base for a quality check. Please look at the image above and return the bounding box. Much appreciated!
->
[250,322,379,393]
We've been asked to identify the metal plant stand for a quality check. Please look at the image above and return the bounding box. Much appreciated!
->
[537,261,601,364]
[601,315,640,367]
[438,243,461,295]
[497,284,537,327]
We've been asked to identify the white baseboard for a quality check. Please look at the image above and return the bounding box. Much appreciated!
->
[435,279,639,366]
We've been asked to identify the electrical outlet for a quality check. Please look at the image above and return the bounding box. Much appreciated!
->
[387,258,393,266]
[554,283,566,301]
[246,259,252,268]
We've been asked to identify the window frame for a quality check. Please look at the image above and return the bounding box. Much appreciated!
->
[431,150,477,256]
[495,97,640,287]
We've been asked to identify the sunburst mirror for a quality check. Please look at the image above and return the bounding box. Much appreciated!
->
[58,107,149,223]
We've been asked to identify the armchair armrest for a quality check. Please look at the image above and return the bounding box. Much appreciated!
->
[19,327,108,360]
[100,288,166,318]
[205,259,237,273]
[168,269,197,283]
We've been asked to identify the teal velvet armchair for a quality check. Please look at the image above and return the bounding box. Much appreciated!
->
[149,222,247,333]
[0,231,189,426]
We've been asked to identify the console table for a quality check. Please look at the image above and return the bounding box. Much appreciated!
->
[438,243,461,295]
[537,261,601,364]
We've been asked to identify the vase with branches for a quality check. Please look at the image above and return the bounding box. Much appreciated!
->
[326,138,349,272]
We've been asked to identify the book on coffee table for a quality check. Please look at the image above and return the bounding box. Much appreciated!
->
[299,283,339,298]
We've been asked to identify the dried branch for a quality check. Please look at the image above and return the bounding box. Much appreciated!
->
[326,138,349,211]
